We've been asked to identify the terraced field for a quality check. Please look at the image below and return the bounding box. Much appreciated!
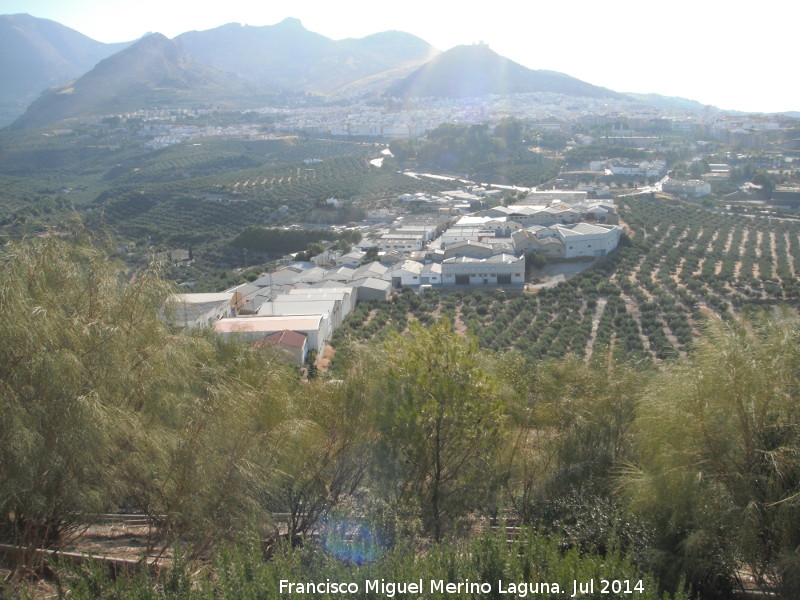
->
[333,197,800,365]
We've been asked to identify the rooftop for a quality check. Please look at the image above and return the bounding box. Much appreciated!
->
[556,223,618,236]
[255,329,308,350]
[170,293,233,304]
[214,315,323,333]
[443,253,522,265]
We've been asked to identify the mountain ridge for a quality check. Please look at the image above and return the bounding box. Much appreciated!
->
[0,13,132,125]
[9,33,266,130]
[174,18,437,96]
[389,43,623,100]
[2,13,755,128]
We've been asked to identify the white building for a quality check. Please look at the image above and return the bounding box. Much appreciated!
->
[336,249,367,266]
[441,254,525,287]
[440,226,496,245]
[553,223,622,258]
[489,205,580,227]
[442,240,496,260]
[214,315,327,356]
[512,228,564,258]
[165,293,236,328]
[421,263,442,285]
[524,190,588,203]
[608,161,666,177]
[286,288,356,317]
[378,232,427,252]
[662,178,712,198]
[391,224,440,242]
[350,277,393,302]
[387,260,424,288]
[352,261,389,280]
[259,299,338,340]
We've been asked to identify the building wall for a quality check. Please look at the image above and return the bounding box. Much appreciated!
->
[443,242,495,260]
[216,320,326,357]
[440,228,495,245]
[354,284,392,302]
[378,234,426,251]
[441,256,525,286]
[420,267,442,285]
[168,299,234,329]
[268,340,308,365]
[391,268,423,287]
[287,289,356,316]
[557,227,621,258]
[526,191,588,203]
[663,179,711,197]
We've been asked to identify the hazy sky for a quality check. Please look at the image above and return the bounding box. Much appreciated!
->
[3,0,798,113]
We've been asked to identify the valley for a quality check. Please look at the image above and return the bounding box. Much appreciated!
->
[2,10,800,599]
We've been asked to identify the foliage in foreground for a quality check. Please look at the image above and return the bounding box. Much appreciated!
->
[52,528,688,600]
[622,313,800,599]
[0,234,368,559]
[1,235,799,599]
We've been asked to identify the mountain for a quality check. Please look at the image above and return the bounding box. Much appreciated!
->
[388,43,622,100]
[9,33,264,130]
[175,18,437,96]
[0,13,131,126]
[625,92,713,112]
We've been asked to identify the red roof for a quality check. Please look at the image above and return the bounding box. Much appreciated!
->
[253,329,307,350]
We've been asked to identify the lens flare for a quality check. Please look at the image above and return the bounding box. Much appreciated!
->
[320,518,384,564]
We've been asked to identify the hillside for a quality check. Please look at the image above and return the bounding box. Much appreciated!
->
[389,43,623,99]
[625,92,713,112]
[0,13,130,125]
[9,33,266,130]
[3,232,798,599]
[176,18,437,96]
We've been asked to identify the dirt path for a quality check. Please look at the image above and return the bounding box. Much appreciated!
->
[722,229,735,253]
[584,297,607,362]
[706,230,719,252]
[624,298,656,361]
[734,228,750,279]
[785,232,797,277]
[453,307,468,336]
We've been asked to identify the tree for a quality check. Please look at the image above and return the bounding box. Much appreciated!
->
[372,320,507,541]
[0,234,299,563]
[363,246,379,262]
[690,158,709,178]
[506,355,648,530]
[622,313,800,598]
[334,239,352,254]
[306,242,325,258]
[0,235,188,552]
[266,377,372,542]
[753,171,776,199]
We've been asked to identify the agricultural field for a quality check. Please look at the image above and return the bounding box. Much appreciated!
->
[332,196,800,366]
[0,134,452,286]
[209,154,448,204]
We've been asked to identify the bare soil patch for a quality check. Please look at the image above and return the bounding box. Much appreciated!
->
[317,344,335,371]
